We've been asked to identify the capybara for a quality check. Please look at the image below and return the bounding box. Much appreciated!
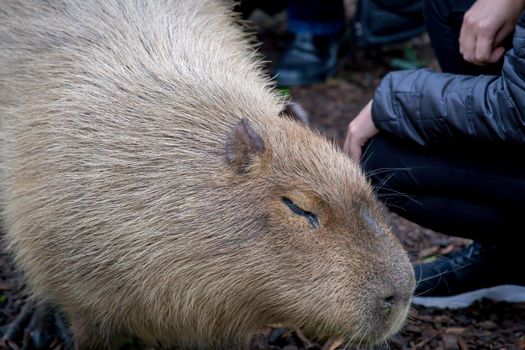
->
[0,0,415,349]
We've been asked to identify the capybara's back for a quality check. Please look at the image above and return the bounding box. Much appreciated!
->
[0,1,415,349]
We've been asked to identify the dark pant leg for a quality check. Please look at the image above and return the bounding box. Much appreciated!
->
[362,134,525,246]
[423,0,512,75]
[287,0,345,35]
[234,0,286,19]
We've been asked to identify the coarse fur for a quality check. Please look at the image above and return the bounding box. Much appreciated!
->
[0,0,415,349]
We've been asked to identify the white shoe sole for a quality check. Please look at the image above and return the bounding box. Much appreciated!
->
[412,284,525,309]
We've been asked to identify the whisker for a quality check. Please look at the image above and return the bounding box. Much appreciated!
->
[361,138,376,167]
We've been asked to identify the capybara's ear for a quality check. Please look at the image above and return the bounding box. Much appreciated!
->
[279,101,309,126]
[225,118,265,174]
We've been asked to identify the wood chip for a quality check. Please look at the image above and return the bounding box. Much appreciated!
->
[519,336,525,350]
[293,327,311,347]
[418,246,439,259]
[442,334,459,350]
[457,337,469,350]
[321,337,344,350]
[439,244,455,255]
[445,327,466,335]
[0,280,11,291]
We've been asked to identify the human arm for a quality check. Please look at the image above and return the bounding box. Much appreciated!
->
[368,12,525,149]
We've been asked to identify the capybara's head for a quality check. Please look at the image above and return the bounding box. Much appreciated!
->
[223,117,415,346]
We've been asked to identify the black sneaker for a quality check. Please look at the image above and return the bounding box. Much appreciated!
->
[412,242,525,308]
[273,32,341,87]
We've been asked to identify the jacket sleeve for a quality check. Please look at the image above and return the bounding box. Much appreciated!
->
[371,12,525,147]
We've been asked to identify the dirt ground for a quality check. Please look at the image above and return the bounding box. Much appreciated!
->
[1,7,525,350]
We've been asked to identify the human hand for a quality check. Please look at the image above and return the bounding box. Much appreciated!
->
[343,100,379,162]
[459,0,525,65]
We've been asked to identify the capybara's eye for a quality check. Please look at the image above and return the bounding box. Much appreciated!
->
[281,197,320,228]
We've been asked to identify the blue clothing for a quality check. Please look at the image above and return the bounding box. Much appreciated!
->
[364,1,525,245]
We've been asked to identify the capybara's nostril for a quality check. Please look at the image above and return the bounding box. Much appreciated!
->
[383,295,395,307]
[382,295,396,316]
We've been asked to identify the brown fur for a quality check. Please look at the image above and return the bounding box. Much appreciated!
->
[0,0,415,349]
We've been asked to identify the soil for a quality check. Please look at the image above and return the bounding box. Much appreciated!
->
[1,8,525,350]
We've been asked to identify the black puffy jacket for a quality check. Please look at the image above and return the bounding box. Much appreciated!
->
[371,11,525,147]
